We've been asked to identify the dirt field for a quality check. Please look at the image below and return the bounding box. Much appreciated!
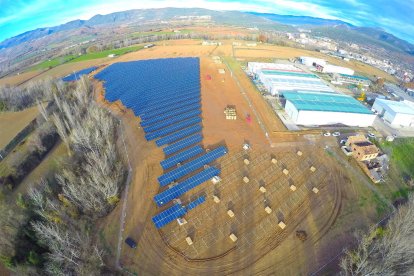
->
[92,53,375,275]
[0,106,39,149]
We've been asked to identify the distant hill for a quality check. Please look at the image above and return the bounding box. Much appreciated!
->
[0,8,292,50]
[250,12,414,55]
[247,12,353,27]
[1,8,414,56]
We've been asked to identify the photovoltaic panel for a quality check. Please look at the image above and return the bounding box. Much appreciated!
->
[143,109,201,132]
[140,97,200,124]
[145,117,201,141]
[152,204,186,229]
[154,167,219,206]
[187,196,206,211]
[158,146,227,186]
[139,93,200,116]
[160,145,204,170]
[163,134,203,155]
[156,124,202,147]
[63,66,98,82]
[140,103,201,126]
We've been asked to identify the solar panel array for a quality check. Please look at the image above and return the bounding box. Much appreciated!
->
[62,66,98,82]
[160,145,204,170]
[163,134,202,156]
[152,204,186,229]
[187,196,206,211]
[95,58,226,229]
[158,146,227,186]
[154,167,219,206]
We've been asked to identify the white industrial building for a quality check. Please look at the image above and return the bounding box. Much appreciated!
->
[319,64,355,75]
[299,56,355,75]
[247,62,300,74]
[283,91,376,127]
[372,99,414,127]
[299,56,326,67]
[252,65,335,95]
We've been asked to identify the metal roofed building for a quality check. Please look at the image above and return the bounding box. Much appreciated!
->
[283,91,376,127]
[247,62,301,74]
[257,69,335,95]
[372,99,414,127]
[334,73,371,87]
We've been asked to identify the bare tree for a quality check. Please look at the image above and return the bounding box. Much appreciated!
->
[341,195,414,275]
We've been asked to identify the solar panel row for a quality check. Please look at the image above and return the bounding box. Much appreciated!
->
[156,124,202,147]
[141,102,201,124]
[140,93,200,116]
[160,145,204,170]
[145,117,201,141]
[154,167,219,206]
[143,109,201,133]
[163,134,203,156]
[187,196,206,211]
[158,146,227,186]
[152,203,186,229]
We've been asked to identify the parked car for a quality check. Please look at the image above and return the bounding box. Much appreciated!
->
[324,132,331,136]
[332,132,341,137]
[368,133,376,138]
[340,139,347,145]
[125,237,137,249]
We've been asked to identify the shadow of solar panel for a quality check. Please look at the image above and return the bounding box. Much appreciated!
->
[143,109,201,132]
[152,204,186,229]
[160,145,204,170]
[163,134,203,155]
[154,167,219,206]
[145,117,201,141]
[187,196,206,211]
[156,125,202,147]
[158,146,227,186]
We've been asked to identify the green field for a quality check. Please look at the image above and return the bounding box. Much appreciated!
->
[28,45,143,71]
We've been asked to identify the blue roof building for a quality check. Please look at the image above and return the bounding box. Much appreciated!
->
[283,91,376,127]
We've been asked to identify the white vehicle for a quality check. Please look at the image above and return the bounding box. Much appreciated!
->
[324,132,331,137]
[332,132,341,137]
[367,133,376,138]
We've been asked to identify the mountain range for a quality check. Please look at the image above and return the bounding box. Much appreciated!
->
[1,8,414,56]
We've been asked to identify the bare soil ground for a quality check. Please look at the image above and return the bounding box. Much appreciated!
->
[0,71,41,86]
[93,53,369,275]
[0,106,39,149]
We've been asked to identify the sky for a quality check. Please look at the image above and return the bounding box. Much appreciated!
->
[1,0,414,44]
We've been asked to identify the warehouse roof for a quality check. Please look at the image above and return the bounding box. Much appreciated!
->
[339,73,370,81]
[375,99,414,115]
[260,70,319,79]
[284,91,373,114]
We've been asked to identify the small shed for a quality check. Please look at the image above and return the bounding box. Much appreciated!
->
[283,169,289,175]
[227,210,235,218]
[229,233,238,242]
[310,166,316,172]
[244,159,250,165]
[265,206,272,214]
[290,185,297,191]
[218,68,226,74]
[259,186,267,193]
[297,151,303,156]
[278,221,286,230]
[271,158,277,164]
[211,176,221,184]
[312,187,319,194]
[186,237,193,245]
[243,176,250,183]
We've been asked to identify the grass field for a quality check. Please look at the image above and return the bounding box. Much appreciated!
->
[28,45,144,71]
[0,106,39,149]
